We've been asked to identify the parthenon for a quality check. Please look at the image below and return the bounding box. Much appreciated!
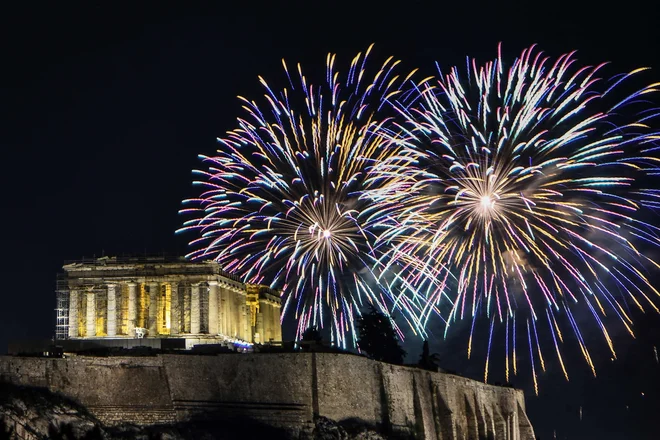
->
[55,256,282,348]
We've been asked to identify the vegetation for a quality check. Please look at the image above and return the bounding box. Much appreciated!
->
[418,340,440,371]
[356,307,406,364]
[301,326,323,344]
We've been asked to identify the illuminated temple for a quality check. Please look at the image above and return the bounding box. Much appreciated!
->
[55,256,282,349]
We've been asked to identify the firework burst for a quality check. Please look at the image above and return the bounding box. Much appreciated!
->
[370,44,660,389]
[178,46,416,347]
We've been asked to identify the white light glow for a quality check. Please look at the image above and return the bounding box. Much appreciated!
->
[480,195,494,210]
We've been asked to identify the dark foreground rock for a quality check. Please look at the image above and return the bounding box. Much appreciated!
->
[0,382,395,440]
[0,382,206,439]
[312,417,387,440]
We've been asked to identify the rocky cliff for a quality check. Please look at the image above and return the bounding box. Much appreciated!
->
[0,353,535,439]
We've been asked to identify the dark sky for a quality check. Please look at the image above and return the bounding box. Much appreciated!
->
[1,2,659,439]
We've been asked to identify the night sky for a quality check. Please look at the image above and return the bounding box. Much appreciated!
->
[1,3,659,439]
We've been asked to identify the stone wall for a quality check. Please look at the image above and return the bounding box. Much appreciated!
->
[0,353,535,439]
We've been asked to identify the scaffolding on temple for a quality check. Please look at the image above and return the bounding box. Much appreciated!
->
[55,273,69,341]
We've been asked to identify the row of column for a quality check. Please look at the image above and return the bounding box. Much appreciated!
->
[195,281,251,340]
[69,282,146,338]
[67,281,267,341]
[207,281,248,338]
[256,299,282,343]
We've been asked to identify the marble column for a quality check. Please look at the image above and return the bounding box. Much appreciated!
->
[256,300,265,344]
[218,284,227,335]
[245,298,250,338]
[268,302,275,341]
[149,282,159,336]
[272,303,278,341]
[127,282,137,337]
[273,305,282,341]
[86,290,96,337]
[208,281,219,335]
[238,294,247,340]
[228,287,235,336]
[227,287,234,336]
[261,302,269,342]
[219,286,227,335]
[266,302,274,342]
[225,288,233,337]
[244,303,250,341]
[218,284,225,335]
[107,284,117,337]
[234,291,241,338]
[191,283,201,334]
[170,282,180,335]
[234,289,241,338]
[513,411,519,440]
[68,290,79,338]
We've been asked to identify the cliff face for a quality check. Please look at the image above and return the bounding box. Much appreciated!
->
[0,381,99,440]
[0,353,535,440]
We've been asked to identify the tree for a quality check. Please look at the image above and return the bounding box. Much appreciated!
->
[301,326,323,344]
[418,340,440,371]
[357,307,406,364]
[299,325,324,352]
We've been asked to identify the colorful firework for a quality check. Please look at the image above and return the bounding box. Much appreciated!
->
[178,46,417,347]
[369,44,660,388]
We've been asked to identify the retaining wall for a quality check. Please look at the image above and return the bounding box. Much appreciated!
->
[0,353,535,439]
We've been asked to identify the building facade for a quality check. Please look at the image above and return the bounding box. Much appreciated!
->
[55,256,282,347]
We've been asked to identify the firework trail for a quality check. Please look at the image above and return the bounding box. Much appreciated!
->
[178,45,418,347]
[369,44,660,387]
